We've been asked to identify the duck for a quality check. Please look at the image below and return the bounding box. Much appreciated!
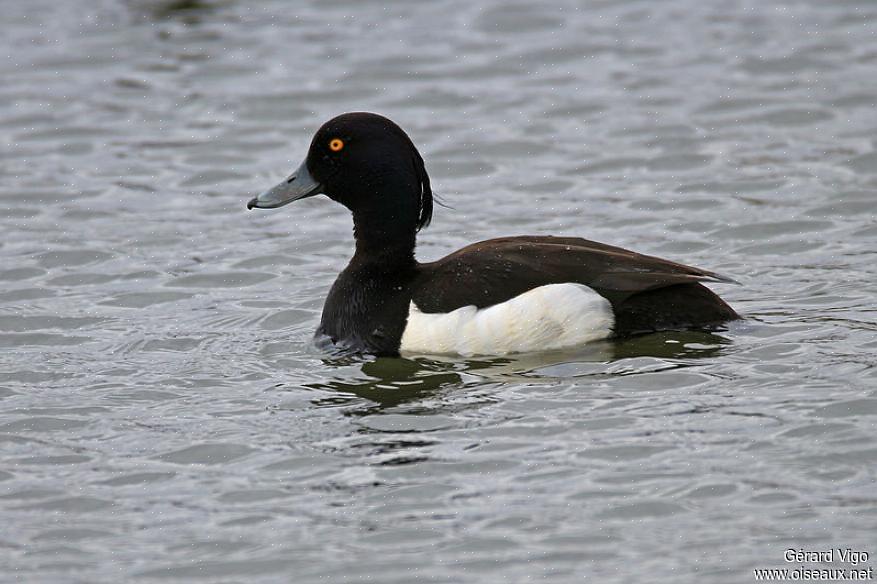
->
[247,112,739,357]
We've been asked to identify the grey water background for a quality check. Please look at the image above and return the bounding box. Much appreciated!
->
[1,0,876,581]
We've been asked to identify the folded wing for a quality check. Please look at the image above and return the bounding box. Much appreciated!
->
[413,236,739,334]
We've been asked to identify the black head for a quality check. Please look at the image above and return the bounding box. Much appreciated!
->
[248,112,433,234]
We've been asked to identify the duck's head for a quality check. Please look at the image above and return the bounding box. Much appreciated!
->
[247,112,433,233]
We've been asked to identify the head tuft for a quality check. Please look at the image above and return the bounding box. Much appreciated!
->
[409,133,432,231]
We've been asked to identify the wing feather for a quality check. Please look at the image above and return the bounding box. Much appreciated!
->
[413,235,737,313]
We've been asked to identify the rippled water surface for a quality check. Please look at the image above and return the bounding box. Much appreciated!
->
[2,0,877,582]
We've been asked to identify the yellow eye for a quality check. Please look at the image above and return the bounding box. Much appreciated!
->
[329,138,344,152]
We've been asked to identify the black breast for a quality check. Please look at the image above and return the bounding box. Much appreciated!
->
[317,263,416,356]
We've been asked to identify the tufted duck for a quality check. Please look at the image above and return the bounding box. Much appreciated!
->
[247,112,739,356]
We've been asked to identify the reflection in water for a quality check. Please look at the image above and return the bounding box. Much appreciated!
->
[128,0,222,23]
[608,330,731,360]
[306,330,733,410]
[308,357,468,410]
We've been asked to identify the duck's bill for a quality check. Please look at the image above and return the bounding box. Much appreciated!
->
[247,159,322,210]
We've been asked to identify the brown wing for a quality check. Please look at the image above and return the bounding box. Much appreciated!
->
[412,235,737,313]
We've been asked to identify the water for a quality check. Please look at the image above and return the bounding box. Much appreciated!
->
[2,0,876,582]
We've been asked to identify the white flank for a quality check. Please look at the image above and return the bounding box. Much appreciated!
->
[399,283,614,356]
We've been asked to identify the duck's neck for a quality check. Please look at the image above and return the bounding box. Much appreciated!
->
[350,209,417,271]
